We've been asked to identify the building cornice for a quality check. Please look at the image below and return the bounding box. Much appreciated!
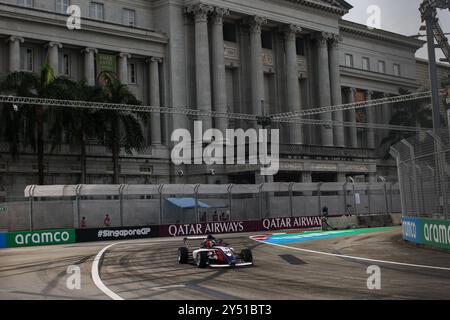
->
[0,3,168,44]
[339,19,425,50]
[284,0,352,16]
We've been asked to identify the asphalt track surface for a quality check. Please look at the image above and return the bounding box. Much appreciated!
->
[1,227,450,300]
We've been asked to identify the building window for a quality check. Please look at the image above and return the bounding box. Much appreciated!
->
[90,2,104,20]
[362,57,370,71]
[62,53,70,76]
[345,54,354,67]
[296,38,305,56]
[378,60,386,73]
[17,0,33,8]
[223,23,237,43]
[20,47,34,72]
[56,0,70,13]
[128,62,136,84]
[261,31,273,50]
[123,8,135,27]
[393,64,401,76]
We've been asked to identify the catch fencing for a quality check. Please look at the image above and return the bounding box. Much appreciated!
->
[390,129,450,219]
[0,181,401,231]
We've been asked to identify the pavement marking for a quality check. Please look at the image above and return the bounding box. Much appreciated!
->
[91,242,124,300]
[251,237,450,272]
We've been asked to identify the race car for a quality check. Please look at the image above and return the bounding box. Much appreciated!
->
[177,235,253,268]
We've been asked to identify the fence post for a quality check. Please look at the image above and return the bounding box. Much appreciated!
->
[346,177,357,216]
[119,184,127,227]
[317,183,322,216]
[158,184,164,225]
[426,131,449,218]
[258,183,264,220]
[390,147,406,217]
[401,140,421,217]
[194,184,200,223]
[343,180,348,215]
[288,182,294,217]
[227,184,233,221]
[377,176,389,215]
[75,184,82,228]
[28,185,36,231]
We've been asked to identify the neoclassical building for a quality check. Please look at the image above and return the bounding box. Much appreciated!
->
[0,0,425,196]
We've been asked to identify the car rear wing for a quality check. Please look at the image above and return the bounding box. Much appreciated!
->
[184,236,207,241]
[183,236,207,249]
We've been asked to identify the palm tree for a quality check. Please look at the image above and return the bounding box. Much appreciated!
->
[98,73,147,184]
[0,63,54,185]
[46,78,104,184]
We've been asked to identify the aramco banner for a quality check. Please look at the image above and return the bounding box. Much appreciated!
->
[7,229,75,248]
[402,217,450,250]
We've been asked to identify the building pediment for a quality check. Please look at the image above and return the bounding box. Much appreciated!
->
[283,0,353,15]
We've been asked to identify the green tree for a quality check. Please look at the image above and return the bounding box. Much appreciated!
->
[46,78,104,184]
[0,62,54,185]
[98,73,147,184]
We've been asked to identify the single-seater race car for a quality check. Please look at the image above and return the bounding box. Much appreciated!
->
[177,235,253,268]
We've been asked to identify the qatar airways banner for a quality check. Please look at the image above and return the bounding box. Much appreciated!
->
[160,216,322,237]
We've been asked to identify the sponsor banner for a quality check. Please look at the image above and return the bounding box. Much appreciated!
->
[401,217,421,244]
[161,221,256,237]
[96,53,117,74]
[261,216,322,231]
[160,217,321,237]
[75,225,160,242]
[421,218,450,250]
[0,232,6,248]
[7,229,75,248]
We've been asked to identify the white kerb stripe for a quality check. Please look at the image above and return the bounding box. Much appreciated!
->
[252,238,450,272]
[91,242,124,300]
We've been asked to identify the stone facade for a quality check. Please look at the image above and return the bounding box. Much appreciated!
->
[0,0,426,196]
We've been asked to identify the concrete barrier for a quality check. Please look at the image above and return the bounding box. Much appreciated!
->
[325,216,358,230]
[357,214,393,228]
[324,213,402,231]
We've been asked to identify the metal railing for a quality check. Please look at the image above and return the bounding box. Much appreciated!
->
[0,181,401,231]
[390,129,450,219]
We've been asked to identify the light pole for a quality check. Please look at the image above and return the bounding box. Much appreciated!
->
[423,9,442,133]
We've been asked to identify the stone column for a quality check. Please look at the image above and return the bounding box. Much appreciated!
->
[187,4,214,130]
[284,24,303,144]
[82,48,97,86]
[382,93,392,126]
[47,42,62,76]
[365,90,375,149]
[118,52,131,84]
[329,35,345,147]
[7,36,24,72]
[248,16,267,117]
[149,57,162,145]
[316,32,333,147]
[211,7,229,135]
[346,88,358,148]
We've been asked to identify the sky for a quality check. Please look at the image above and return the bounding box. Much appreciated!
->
[343,0,450,62]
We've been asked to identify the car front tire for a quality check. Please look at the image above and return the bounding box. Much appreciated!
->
[178,247,189,264]
[196,251,208,268]
[241,249,253,263]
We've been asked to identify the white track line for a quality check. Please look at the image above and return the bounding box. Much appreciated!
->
[251,238,450,272]
[91,242,124,300]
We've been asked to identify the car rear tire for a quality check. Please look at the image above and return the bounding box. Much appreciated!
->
[178,247,189,264]
[196,251,208,268]
[241,249,253,263]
